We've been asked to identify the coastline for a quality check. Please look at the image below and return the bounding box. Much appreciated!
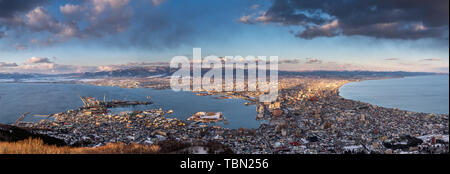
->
[3,75,448,124]
[1,75,449,154]
[338,75,449,115]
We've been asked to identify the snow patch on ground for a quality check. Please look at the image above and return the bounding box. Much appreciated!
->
[78,79,102,82]
[343,145,364,151]
[191,146,208,154]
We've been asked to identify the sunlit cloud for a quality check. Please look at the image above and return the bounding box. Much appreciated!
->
[27,57,52,64]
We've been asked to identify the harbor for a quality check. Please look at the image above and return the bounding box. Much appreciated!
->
[3,75,448,154]
[0,83,260,129]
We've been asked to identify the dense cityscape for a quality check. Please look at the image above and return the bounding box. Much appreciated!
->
[1,71,446,154]
[0,1,448,166]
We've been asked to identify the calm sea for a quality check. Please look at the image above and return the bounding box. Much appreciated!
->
[0,83,260,129]
[339,75,449,114]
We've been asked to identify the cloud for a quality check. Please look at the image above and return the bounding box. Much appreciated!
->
[20,62,55,70]
[151,0,167,6]
[0,0,48,18]
[0,62,18,67]
[278,58,324,64]
[59,0,133,39]
[91,0,130,14]
[60,4,83,17]
[24,7,73,35]
[0,6,80,46]
[305,58,323,64]
[420,58,444,62]
[1,0,188,49]
[245,0,449,40]
[17,63,78,74]
[255,11,272,23]
[1,0,132,44]
[385,58,400,61]
[97,65,118,72]
[278,58,302,64]
[2,61,100,74]
[297,20,340,39]
[238,15,254,24]
[250,4,260,10]
[27,57,53,64]
[1,60,170,74]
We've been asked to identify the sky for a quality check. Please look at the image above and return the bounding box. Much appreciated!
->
[0,0,449,74]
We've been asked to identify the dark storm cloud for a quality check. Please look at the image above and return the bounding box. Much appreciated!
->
[0,0,193,50]
[255,0,449,40]
[0,0,77,47]
[0,0,48,18]
[0,0,48,31]
[255,0,326,25]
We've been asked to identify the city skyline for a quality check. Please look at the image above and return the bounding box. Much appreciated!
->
[0,0,449,74]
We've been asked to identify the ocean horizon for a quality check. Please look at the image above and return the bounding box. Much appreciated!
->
[340,75,449,114]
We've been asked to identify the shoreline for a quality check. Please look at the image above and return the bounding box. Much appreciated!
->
[1,75,448,126]
[1,75,449,154]
[1,75,448,124]
[338,75,449,115]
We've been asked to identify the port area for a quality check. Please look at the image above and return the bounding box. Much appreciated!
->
[10,76,450,154]
[78,96,153,115]
[188,112,225,123]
